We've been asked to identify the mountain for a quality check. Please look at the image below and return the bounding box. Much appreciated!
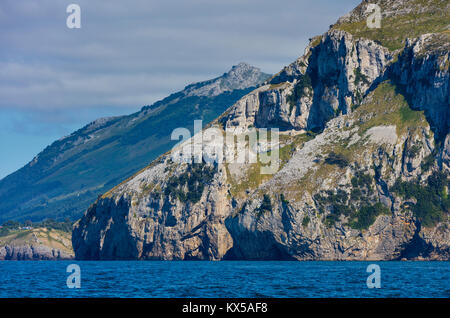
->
[0,63,270,223]
[73,0,449,261]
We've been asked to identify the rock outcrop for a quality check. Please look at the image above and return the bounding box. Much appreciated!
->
[0,228,74,260]
[184,62,270,97]
[389,33,450,140]
[225,30,392,132]
[0,244,73,260]
[73,0,449,261]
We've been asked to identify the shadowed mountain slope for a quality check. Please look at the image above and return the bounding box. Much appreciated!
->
[0,63,270,222]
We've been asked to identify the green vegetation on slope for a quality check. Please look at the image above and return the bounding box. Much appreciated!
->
[391,171,449,227]
[164,163,217,204]
[286,73,312,111]
[226,131,316,199]
[349,203,390,230]
[356,81,428,136]
[333,0,450,51]
[0,219,73,237]
[314,169,390,230]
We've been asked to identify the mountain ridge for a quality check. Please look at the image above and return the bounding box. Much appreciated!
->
[0,63,270,222]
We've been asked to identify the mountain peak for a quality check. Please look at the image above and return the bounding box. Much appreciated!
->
[184,63,271,97]
[229,62,253,72]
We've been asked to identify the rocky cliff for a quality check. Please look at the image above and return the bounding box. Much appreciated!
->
[0,228,73,260]
[73,0,449,261]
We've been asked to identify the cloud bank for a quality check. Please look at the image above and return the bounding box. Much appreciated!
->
[0,0,359,110]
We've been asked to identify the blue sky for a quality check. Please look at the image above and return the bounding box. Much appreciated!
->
[0,0,360,179]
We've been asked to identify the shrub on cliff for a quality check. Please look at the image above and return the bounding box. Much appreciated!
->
[391,171,449,227]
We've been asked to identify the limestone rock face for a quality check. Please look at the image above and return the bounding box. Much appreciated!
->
[390,33,450,139]
[73,0,449,261]
[73,162,234,260]
[0,228,74,260]
[222,30,392,133]
[443,135,450,171]
[306,30,391,126]
[0,244,73,260]
[225,113,448,261]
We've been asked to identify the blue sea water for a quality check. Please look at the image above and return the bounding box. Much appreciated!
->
[0,261,448,298]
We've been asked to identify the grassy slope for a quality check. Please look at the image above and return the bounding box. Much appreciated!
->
[333,0,450,51]
[225,132,315,199]
[298,81,428,192]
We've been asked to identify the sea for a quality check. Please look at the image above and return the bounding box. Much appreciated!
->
[0,261,448,298]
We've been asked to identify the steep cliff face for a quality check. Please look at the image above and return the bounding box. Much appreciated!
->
[73,163,233,260]
[224,30,392,132]
[73,0,449,261]
[390,33,449,140]
[225,82,448,260]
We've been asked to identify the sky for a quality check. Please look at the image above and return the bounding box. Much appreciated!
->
[0,0,360,179]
